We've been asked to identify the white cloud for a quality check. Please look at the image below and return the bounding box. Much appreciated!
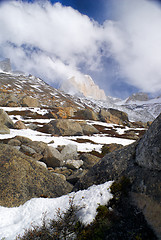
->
[0,0,161,97]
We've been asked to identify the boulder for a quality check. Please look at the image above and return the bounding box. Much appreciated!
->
[20,145,37,156]
[80,122,99,135]
[101,143,123,156]
[65,159,83,170]
[43,146,63,168]
[99,109,123,125]
[74,113,161,238]
[99,108,129,125]
[108,108,129,123]
[75,109,99,121]
[21,96,39,107]
[79,153,100,169]
[67,169,88,185]
[61,144,78,160]
[14,120,27,129]
[0,144,72,207]
[0,109,14,128]
[0,124,10,134]
[39,119,83,136]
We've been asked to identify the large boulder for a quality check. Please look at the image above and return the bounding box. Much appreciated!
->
[43,146,63,168]
[75,109,99,121]
[80,122,99,135]
[0,144,72,207]
[74,113,161,238]
[108,108,129,123]
[79,153,100,169]
[0,124,10,134]
[61,144,78,160]
[21,96,39,107]
[39,119,83,136]
[0,109,14,128]
[99,108,129,125]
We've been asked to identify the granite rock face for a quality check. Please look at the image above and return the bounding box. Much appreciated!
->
[135,113,161,171]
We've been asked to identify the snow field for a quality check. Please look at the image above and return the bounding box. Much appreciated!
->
[0,181,113,240]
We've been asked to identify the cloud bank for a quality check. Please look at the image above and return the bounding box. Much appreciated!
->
[0,0,161,98]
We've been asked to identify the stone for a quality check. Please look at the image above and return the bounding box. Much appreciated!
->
[0,124,10,134]
[20,145,37,156]
[67,169,88,185]
[79,153,100,169]
[43,146,63,168]
[39,119,83,136]
[0,144,72,207]
[108,108,129,124]
[52,172,66,181]
[0,109,14,128]
[65,159,83,170]
[80,122,99,135]
[61,144,78,161]
[75,109,99,121]
[21,96,39,107]
[101,143,123,156]
[28,123,38,130]
[8,139,21,146]
[99,109,123,125]
[14,120,27,129]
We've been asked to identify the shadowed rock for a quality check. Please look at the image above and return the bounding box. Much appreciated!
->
[74,113,161,238]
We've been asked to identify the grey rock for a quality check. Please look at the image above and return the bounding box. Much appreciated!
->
[20,145,37,156]
[61,144,78,160]
[135,113,161,170]
[39,119,83,136]
[0,124,10,134]
[80,122,99,135]
[0,109,14,128]
[43,146,63,168]
[79,153,100,169]
[65,159,83,170]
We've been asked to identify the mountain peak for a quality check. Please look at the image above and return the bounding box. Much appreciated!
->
[60,75,107,101]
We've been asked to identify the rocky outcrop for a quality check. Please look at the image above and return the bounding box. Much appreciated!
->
[0,144,72,207]
[74,113,161,238]
[135,114,161,171]
[126,92,149,102]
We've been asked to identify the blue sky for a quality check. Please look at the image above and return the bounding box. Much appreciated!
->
[0,0,161,98]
